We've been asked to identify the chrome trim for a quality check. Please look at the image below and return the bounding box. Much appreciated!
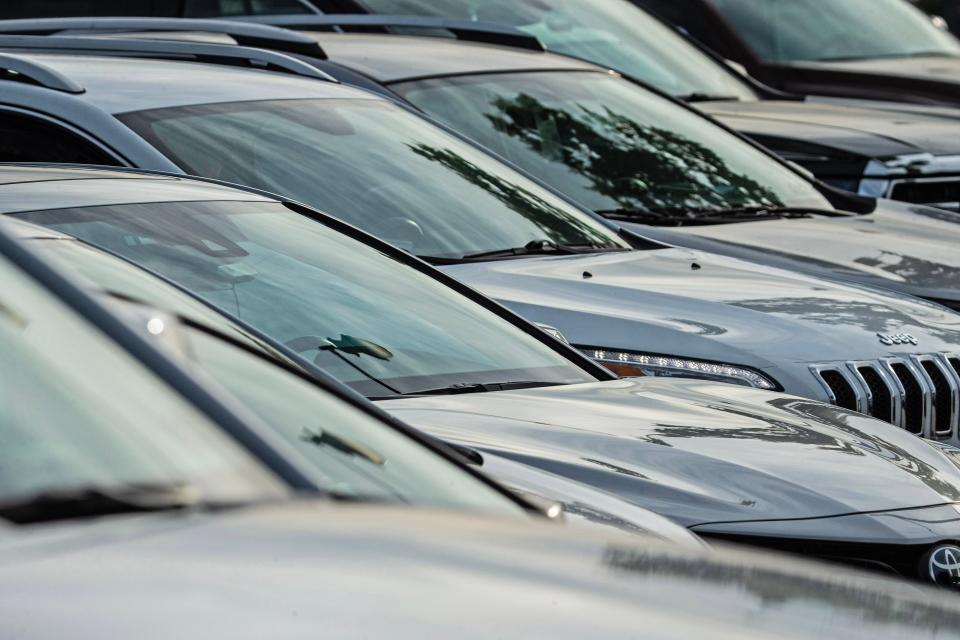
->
[810,363,867,413]
[810,353,960,441]
[846,360,900,424]
[858,155,960,209]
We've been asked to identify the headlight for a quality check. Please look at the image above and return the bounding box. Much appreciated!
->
[583,348,778,390]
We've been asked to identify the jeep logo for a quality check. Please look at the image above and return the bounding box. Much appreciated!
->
[877,332,919,346]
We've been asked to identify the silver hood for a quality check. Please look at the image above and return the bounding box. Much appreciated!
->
[441,247,960,392]
[3,502,959,639]
[379,379,960,527]
[626,199,960,306]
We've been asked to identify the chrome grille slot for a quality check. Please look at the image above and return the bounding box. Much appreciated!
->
[949,356,960,380]
[817,369,859,411]
[917,356,956,438]
[856,365,894,423]
[889,362,926,435]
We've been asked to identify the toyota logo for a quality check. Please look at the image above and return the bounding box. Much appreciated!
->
[925,544,960,586]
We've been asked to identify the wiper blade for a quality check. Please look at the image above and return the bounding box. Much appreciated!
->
[598,206,849,226]
[677,93,742,103]
[446,239,593,262]
[0,482,203,525]
[391,381,561,397]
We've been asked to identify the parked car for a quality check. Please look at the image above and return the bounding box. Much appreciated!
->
[10,164,960,586]
[14,7,960,212]
[628,0,960,111]
[179,0,960,211]
[12,218,952,639]
[5,32,960,439]
[6,215,701,542]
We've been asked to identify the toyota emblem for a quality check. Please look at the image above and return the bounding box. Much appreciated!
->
[925,544,960,586]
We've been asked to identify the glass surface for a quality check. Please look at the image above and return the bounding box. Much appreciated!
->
[27,235,525,514]
[119,98,626,260]
[709,0,960,62]
[349,0,757,99]
[14,201,595,397]
[0,248,287,505]
[182,328,524,514]
[396,71,831,216]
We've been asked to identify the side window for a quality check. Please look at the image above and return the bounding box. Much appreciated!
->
[183,0,312,16]
[0,112,119,165]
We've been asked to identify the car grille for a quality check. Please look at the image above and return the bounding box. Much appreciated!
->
[811,353,960,441]
[890,178,960,211]
[700,533,929,582]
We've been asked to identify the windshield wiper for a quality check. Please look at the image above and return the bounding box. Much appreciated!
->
[0,482,205,525]
[381,380,561,398]
[599,206,850,226]
[430,239,597,263]
[677,93,743,103]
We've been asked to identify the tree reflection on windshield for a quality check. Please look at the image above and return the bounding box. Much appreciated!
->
[407,141,623,247]
[484,93,784,213]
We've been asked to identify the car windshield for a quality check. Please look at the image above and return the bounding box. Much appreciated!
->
[21,235,526,514]
[347,0,757,100]
[0,234,288,515]
[11,201,596,397]
[708,0,960,62]
[394,70,831,217]
[119,98,626,260]
[179,324,526,513]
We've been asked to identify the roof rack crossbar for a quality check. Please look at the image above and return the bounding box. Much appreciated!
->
[0,52,83,93]
[0,35,336,82]
[234,14,545,52]
[0,17,327,59]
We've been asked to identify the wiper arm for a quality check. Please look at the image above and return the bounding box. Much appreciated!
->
[0,482,203,525]
[446,239,593,262]
[598,206,850,226]
[677,93,742,103]
[380,380,561,398]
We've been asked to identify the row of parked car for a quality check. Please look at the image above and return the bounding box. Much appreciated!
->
[7,0,960,636]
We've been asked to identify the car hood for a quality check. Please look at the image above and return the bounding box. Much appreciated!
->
[799,55,960,86]
[378,379,960,526]
[699,99,960,157]
[3,503,958,639]
[440,248,960,364]
[621,200,960,305]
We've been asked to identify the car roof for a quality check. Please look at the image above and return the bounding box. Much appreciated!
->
[0,49,380,113]
[299,32,602,83]
[0,165,274,215]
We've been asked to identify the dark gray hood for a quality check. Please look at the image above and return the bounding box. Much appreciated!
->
[624,199,960,305]
[379,379,960,527]
[2,502,959,639]
[441,247,960,366]
[699,99,960,157]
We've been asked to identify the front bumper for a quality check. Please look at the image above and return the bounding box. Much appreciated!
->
[694,503,960,585]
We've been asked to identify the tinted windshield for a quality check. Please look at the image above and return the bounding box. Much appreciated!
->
[0,237,286,508]
[12,201,595,396]
[710,0,960,62]
[395,71,831,216]
[119,98,626,260]
[349,0,757,99]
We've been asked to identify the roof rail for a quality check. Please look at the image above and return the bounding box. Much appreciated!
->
[0,35,336,82]
[234,14,545,52]
[0,52,83,93]
[0,17,327,59]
